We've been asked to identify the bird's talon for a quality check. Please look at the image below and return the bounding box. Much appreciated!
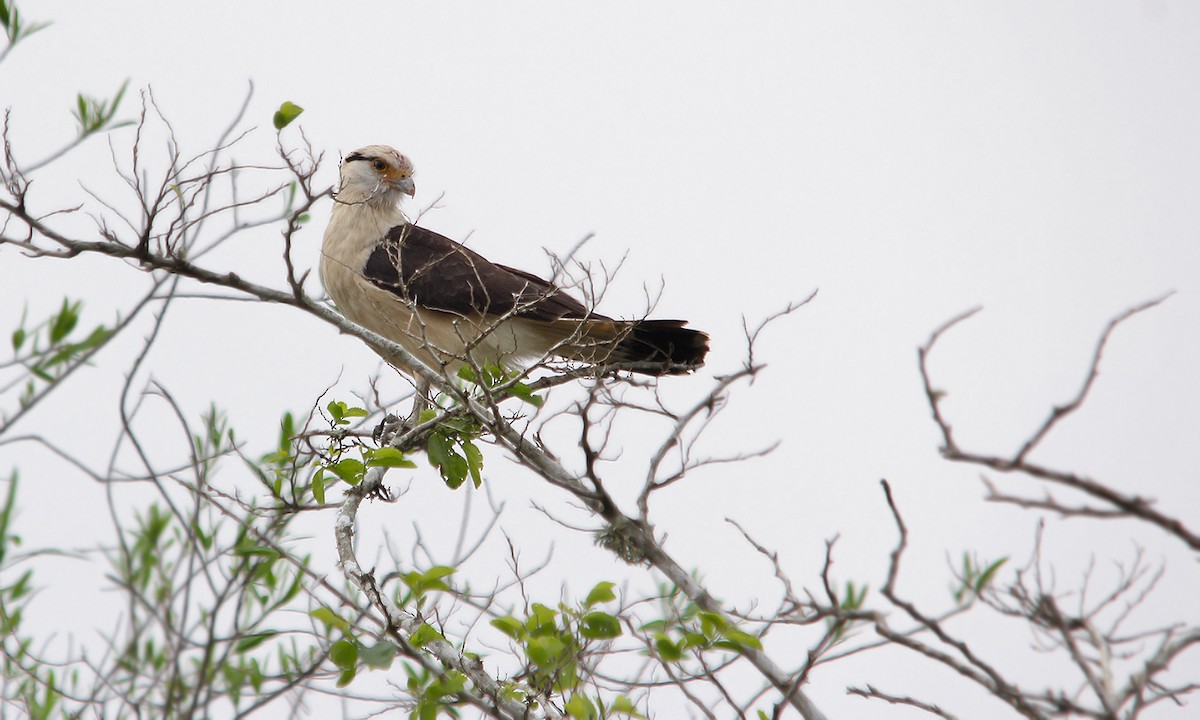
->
[373,413,405,444]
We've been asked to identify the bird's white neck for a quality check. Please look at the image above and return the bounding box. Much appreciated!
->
[324,196,407,259]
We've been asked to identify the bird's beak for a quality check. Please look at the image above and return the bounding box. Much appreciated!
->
[391,176,416,197]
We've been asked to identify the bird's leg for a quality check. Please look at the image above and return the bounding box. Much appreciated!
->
[372,378,433,447]
[371,413,405,446]
[410,377,431,422]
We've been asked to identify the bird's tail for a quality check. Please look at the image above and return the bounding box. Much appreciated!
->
[567,319,710,375]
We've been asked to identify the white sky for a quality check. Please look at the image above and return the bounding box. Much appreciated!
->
[3,2,1199,717]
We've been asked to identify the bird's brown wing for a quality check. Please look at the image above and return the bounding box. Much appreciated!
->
[363,223,597,322]
[362,223,709,374]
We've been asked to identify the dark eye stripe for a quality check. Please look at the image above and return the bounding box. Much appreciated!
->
[345,152,370,163]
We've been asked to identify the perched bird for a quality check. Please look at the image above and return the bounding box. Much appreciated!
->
[320,145,709,382]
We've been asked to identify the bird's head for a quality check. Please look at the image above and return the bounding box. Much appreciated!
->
[335,145,416,208]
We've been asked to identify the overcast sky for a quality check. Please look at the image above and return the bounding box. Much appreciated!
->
[3,2,1199,717]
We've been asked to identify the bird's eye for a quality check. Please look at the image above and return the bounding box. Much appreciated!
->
[372,159,386,171]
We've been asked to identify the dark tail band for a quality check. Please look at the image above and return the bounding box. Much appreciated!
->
[614,320,710,375]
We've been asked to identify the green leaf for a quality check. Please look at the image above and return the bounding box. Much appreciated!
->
[525,635,566,666]
[444,671,467,694]
[463,440,484,488]
[718,628,763,651]
[401,572,446,598]
[421,565,456,581]
[565,693,597,720]
[361,640,397,670]
[80,324,110,350]
[309,607,349,632]
[423,670,466,703]
[329,639,358,670]
[580,611,622,640]
[976,557,1008,594]
[409,623,443,648]
[326,400,368,426]
[11,327,25,351]
[506,379,545,407]
[71,81,130,136]
[48,300,79,344]
[585,581,616,607]
[698,611,726,639]
[230,542,280,560]
[490,616,525,640]
[842,580,868,610]
[311,469,326,504]
[426,431,452,467]
[6,570,31,600]
[611,695,644,718]
[954,553,1007,603]
[328,458,365,484]
[278,411,295,453]
[653,634,683,662]
[528,603,559,633]
[367,447,417,468]
[0,472,20,565]
[639,619,666,634]
[427,431,469,489]
[273,101,304,130]
[234,631,278,653]
[442,454,469,488]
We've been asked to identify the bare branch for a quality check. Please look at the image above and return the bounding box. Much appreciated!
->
[1013,294,1173,464]
[918,299,1199,551]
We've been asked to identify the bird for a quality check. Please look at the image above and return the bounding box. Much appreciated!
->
[319,144,709,384]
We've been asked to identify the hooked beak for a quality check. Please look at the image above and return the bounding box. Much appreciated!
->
[391,176,416,197]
